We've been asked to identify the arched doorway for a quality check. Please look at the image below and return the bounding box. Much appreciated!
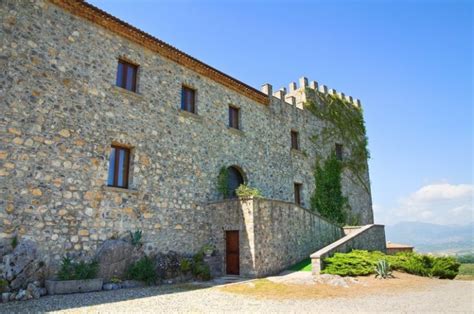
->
[227,166,244,198]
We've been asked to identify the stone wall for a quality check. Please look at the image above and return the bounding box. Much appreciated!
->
[310,224,386,275]
[1,0,373,264]
[208,198,344,277]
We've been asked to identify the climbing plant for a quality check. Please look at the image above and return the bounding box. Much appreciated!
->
[310,155,348,224]
[305,90,371,195]
[217,166,230,198]
[305,90,371,224]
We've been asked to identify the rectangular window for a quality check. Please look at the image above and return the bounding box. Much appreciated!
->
[181,86,196,113]
[116,60,138,92]
[335,143,343,161]
[294,183,302,205]
[229,106,240,129]
[291,130,299,150]
[107,145,131,188]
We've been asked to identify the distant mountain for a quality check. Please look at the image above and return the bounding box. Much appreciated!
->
[385,221,474,255]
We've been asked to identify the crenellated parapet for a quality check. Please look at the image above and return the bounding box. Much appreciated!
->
[261,76,362,112]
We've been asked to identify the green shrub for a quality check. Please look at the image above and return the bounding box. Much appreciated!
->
[57,257,99,281]
[127,256,156,285]
[322,250,384,276]
[191,249,211,281]
[322,250,460,279]
[129,230,143,246]
[192,262,211,281]
[431,256,460,279]
[236,184,262,198]
[180,259,192,273]
[193,250,204,264]
[388,252,433,277]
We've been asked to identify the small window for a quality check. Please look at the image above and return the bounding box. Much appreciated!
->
[335,143,343,161]
[294,183,302,205]
[116,60,138,92]
[291,130,299,150]
[107,145,131,188]
[181,86,196,113]
[229,106,240,129]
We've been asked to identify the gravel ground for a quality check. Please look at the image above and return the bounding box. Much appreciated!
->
[1,279,472,313]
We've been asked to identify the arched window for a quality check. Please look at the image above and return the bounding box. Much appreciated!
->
[227,166,244,198]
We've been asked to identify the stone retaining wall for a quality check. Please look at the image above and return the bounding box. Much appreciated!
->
[209,198,345,277]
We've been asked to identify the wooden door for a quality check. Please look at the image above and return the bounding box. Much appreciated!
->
[226,231,240,275]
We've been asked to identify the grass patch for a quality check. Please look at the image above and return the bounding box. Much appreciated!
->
[456,263,474,280]
[288,258,312,272]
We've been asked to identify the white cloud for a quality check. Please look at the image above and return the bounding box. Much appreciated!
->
[410,183,473,202]
[374,183,474,226]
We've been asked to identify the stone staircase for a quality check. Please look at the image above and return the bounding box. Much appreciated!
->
[310,224,386,275]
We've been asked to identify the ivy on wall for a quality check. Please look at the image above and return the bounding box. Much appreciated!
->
[305,90,370,195]
[310,155,348,224]
[306,90,370,224]
[217,166,230,198]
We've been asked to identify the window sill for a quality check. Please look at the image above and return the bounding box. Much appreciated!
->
[111,85,144,101]
[178,109,202,121]
[228,127,244,136]
[102,185,139,195]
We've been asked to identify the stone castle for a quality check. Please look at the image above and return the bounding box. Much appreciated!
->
[1,0,381,277]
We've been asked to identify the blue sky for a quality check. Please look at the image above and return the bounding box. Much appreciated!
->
[89,0,473,225]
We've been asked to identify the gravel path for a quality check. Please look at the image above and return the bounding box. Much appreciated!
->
[1,279,472,313]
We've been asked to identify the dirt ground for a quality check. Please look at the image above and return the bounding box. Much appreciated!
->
[220,271,443,299]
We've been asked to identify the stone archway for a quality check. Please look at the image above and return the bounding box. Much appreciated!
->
[227,166,245,198]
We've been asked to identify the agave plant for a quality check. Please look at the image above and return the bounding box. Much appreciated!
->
[129,229,143,246]
[375,259,394,279]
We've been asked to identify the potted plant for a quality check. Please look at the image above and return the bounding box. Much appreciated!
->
[45,257,103,295]
[202,244,215,257]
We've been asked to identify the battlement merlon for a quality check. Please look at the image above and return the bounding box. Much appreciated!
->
[266,76,362,109]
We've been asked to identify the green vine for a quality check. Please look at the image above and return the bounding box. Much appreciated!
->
[305,90,370,195]
[217,166,230,198]
[310,155,348,225]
